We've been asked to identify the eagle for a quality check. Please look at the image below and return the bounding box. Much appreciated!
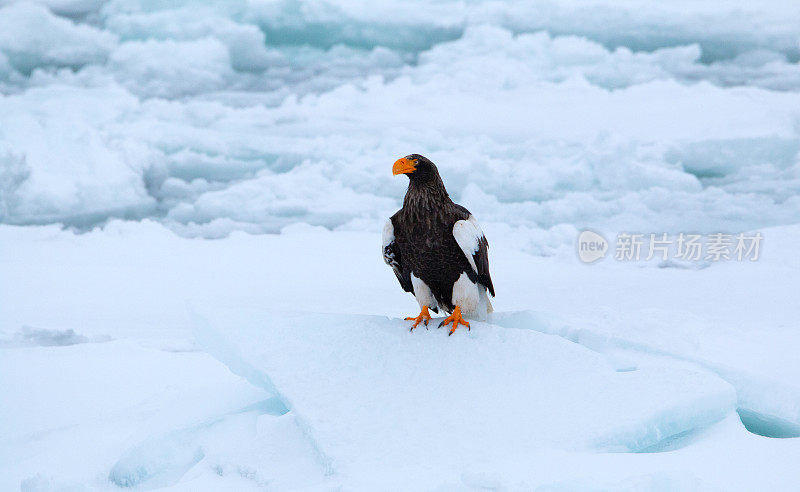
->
[383,154,495,335]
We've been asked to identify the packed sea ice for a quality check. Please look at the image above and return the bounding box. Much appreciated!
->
[1,0,800,490]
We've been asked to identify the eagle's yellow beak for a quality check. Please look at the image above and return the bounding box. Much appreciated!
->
[392,157,416,175]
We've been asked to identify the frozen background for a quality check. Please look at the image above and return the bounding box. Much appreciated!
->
[1,0,800,490]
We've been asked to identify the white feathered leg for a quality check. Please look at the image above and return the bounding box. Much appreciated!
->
[451,272,491,321]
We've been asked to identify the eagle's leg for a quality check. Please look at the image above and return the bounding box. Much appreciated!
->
[405,305,432,331]
[439,306,470,335]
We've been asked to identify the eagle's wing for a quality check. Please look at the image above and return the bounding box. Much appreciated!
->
[383,217,413,293]
[452,205,495,297]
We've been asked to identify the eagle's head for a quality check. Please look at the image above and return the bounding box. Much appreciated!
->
[392,154,439,184]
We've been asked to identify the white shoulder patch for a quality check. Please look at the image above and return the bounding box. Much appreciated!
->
[382,219,394,248]
[452,215,484,274]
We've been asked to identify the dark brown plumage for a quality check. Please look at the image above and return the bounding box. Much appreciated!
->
[383,154,494,334]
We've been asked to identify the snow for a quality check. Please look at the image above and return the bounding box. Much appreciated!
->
[2,220,800,489]
[2,0,800,489]
[108,38,235,98]
[194,309,736,488]
[0,2,116,75]
[0,0,799,245]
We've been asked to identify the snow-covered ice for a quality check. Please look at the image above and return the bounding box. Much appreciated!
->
[194,309,738,488]
[1,0,799,245]
[2,0,800,489]
[3,221,800,489]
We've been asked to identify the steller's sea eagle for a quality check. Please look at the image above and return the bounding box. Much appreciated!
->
[383,154,495,335]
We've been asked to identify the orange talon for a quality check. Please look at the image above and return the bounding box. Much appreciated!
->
[439,306,470,335]
[405,305,432,331]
